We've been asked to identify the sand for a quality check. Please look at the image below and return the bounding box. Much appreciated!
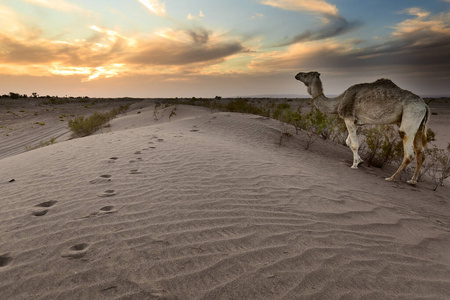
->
[0,99,449,299]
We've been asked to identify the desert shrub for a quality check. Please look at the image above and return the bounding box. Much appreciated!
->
[328,117,348,145]
[68,104,129,137]
[426,128,436,143]
[169,105,177,120]
[225,99,267,116]
[68,112,110,137]
[272,103,291,120]
[9,92,19,99]
[422,144,450,190]
[292,108,336,149]
[361,125,403,168]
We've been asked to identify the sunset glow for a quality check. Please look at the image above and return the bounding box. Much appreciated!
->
[1,0,449,97]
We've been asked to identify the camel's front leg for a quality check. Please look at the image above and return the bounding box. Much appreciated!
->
[345,119,363,169]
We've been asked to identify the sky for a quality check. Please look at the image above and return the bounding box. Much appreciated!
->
[1,0,449,98]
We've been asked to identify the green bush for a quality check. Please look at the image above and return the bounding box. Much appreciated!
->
[68,104,129,137]
[225,99,268,116]
[361,125,403,168]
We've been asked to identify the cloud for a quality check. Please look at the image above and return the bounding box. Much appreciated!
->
[251,13,264,20]
[0,15,245,81]
[21,0,90,14]
[126,27,244,66]
[278,14,362,46]
[259,0,338,15]
[137,0,166,16]
[187,11,205,21]
[259,0,361,46]
[249,8,450,82]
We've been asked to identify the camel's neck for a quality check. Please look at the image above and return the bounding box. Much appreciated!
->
[308,78,338,115]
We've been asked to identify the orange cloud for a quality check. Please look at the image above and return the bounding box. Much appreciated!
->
[0,14,245,82]
[259,0,339,16]
[21,0,91,15]
[394,9,450,36]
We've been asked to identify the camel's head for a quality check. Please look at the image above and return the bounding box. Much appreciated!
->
[295,72,321,86]
[295,71,322,96]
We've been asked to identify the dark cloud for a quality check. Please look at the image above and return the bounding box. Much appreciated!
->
[188,27,210,45]
[278,14,363,46]
[127,27,244,66]
[0,35,54,64]
[358,29,450,68]
[127,40,243,66]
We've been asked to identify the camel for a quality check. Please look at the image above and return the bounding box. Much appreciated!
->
[295,71,430,185]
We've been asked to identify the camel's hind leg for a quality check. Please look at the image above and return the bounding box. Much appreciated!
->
[408,128,426,185]
[386,119,422,183]
[344,119,363,168]
[385,131,415,182]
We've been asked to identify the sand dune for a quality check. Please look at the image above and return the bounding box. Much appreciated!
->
[0,101,449,299]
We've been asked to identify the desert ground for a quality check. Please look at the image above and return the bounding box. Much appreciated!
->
[0,97,449,299]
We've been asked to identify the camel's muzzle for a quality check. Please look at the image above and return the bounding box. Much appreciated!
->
[295,73,304,81]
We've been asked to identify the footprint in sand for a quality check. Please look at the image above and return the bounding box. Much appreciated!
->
[32,200,57,217]
[190,129,199,132]
[98,190,117,197]
[99,206,117,214]
[90,175,112,184]
[0,253,13,267]
[108,157,119,163]
[35,200,58,208]
[32,209,49,216]
[129,169,142,174]
[134,151,141,155]
[61,243,89,259]
[156,139,164,142]
[83,206,118,218]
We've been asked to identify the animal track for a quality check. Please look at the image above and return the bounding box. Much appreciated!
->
[32,209,49,216]
[90,175,112,184]
[129,169,142,174]
[156,139,164,142]
[0,253,13,267]
[108,157,119,163]
[134,151,141,154]
[83,206,118,218]
[32,200,57,217]
[35,200,57,208]
[61,243,89,259]
[98,190,117,197]
[190,129,199,132]
[100,206,116,213]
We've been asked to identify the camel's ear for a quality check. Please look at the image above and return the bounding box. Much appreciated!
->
[315,72,321,77]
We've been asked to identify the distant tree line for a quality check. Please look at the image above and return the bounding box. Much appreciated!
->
[1,92,89,99]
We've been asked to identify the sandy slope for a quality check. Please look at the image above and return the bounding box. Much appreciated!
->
[0,102,449,299]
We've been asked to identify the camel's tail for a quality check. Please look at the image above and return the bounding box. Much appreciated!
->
[419,105,431,147]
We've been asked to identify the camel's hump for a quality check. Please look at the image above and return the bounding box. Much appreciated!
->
[373,78,398,88]
[347,78,399,91]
